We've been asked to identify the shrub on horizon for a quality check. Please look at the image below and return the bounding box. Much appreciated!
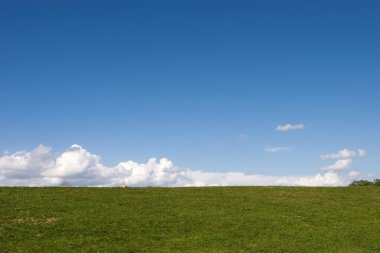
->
[349,179,380,187]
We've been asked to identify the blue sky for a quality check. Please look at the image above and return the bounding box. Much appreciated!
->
[1,0,379,185]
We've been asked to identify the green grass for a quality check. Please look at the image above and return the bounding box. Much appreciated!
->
[1,187,380,252]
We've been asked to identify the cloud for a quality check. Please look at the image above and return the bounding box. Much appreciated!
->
[348,171,360,178]
[321,149,366,159]
[320,148,366,172]
[238,134,248,140]
[42,144,101,178]
[0,144,353,187]
[264,146,291,153]
[0,144,193,187]
[190,171,345,187]
[0,145,54,179]
[276,124,304,132]
[275,172,343,187]
[321,159,352,171]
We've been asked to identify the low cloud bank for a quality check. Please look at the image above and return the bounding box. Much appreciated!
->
[0,144,352,187]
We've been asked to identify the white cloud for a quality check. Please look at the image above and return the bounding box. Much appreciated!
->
[321,159,352,171]
[275,172,343,187]
[190,171,345,187]
[0,144,353,187]
[320,148,366,172]
[276,124,304,132]
[348,171,360,178]
[264,146,291,153]
[42,144,101,178]
[0,145,54,179]
[238,134,248,140]
[321,149,366,159]
[357,149,366,157]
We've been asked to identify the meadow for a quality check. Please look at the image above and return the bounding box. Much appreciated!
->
[1,187,380,252]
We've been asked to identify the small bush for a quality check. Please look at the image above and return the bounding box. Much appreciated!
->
[59,179,71,187]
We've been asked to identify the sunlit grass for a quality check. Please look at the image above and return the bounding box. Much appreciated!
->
[1,187,380,252]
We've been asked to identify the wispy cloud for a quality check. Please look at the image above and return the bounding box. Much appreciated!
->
[238,134,248,140]
[264,146,292,153]
[321,149,366,159]
[276,123,304,132]
[0,144,353,187]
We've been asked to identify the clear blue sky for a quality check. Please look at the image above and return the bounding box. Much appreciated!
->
[1,0,379,178]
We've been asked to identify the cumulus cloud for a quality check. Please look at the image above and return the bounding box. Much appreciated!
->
[42,145,101,178]
[0,144,353,187]
[0,145,54,179]
[321,149,366,159]
[276,124,304,132]
[264,146,291,153]
[321,159,352,171]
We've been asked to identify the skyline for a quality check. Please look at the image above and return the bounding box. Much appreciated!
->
[1,0,379,186]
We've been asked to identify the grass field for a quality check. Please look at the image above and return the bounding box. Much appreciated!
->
[1,187,380,252]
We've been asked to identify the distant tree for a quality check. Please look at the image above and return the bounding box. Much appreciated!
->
[349,179,380,187]
[59,178,71,187]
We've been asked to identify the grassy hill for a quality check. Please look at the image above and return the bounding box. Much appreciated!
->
[1,187,380,252]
